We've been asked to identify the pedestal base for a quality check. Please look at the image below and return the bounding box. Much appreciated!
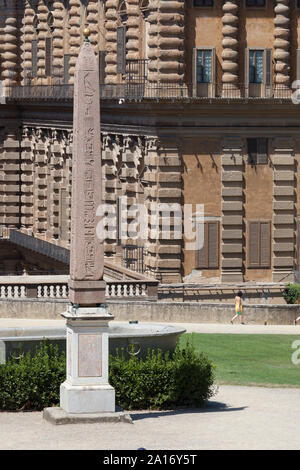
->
[60,381,115,414]
[43,407,132,425]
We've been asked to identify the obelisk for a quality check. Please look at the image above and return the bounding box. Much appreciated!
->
[43,30,132,423]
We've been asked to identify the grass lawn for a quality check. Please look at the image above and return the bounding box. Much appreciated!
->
[179,333,300,388]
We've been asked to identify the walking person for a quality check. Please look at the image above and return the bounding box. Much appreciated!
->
[230,291,244,324]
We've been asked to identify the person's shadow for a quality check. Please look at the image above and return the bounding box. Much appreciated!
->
[130,401,247,421]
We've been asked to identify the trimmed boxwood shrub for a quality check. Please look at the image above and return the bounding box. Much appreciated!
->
[283,283,300,304]
[0,340,215,411]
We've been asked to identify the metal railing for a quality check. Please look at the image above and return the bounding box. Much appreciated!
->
[4,82,294,102]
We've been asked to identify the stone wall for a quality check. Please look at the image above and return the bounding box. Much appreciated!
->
[0,298,298,325]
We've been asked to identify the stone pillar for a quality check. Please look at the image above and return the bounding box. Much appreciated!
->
[144,138,182,283]
[22,1,35,84]
[86,0,100,53]
[272,137,295,282]
[101,133,120,260]
[0,126,21,229]
[148,0,159,84]
[126,0,139,61]
[222,1,240,97]
[157,0,185,85]
[0,0,19,86]
[52,1,65,84]
[36,1,48,84]
[274,0,290,95]
[68,0,82,84]
[221,138,244,283]
[20,127,34,235]
[43,33,131,423]
[104,0,118,84]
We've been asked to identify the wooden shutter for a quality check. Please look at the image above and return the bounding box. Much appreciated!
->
[257,137,268,165]
[117,26,126,75]
[192,48,197,97]
[31,39,38,78]
[211,48,216,97]
[64,54,70,84]
[264,49,272,88]
[45,37,52,77]
[207,221,219,268]
[248,221,260,267]
[196,221,219,269]
[244,47,250,96]
[99,50,106,84]
[260,221,271,267]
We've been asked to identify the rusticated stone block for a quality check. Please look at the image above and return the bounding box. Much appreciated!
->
[273,201,294,210]
[221,171,243,182]
[222,230,243,239]
[273,215,294,225]
[222,202,243,211]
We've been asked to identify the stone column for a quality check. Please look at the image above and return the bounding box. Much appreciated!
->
[0,0,19,86]
[20,127,34,235]
[126,0,139,61]
[221,138,244,283]
[104,0,118,84]
[101,133,120,260]
[148,0,159,84]
[22,1,35,84]
[68,0,82,84]
[52,1,65,84]
[144,138,182,283]
[86,0,100,53]
[274,0,290,96]
[0,126,21,229]
[222,0,239,98]
[272,137,295,282]
[36,1,48,84]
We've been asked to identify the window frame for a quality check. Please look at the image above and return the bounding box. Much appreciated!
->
[247,137,269,165]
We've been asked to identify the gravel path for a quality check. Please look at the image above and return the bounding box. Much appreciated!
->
[0,385,299,450]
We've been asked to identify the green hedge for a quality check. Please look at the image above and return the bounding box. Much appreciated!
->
[0,340,215,411]
[283,283,300,304]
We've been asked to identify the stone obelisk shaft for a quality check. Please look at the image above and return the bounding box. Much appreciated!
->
[69,39,105,306]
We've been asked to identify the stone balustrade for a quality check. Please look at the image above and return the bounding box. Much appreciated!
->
[0,276,158,302]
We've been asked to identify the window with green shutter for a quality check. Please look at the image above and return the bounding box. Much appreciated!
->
[248,221,271,268]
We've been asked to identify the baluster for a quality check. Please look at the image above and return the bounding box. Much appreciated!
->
[7,286,13,298]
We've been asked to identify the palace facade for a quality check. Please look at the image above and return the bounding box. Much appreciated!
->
[1,0,300,284]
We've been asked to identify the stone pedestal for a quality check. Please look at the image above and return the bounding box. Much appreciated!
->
[60,305,115,414]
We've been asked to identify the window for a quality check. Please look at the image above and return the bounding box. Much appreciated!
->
[248,221,271,268]
[197,50,212,83]
[247,138,268,165]
[195,221,219,269]
[194,0,214,6]
[249,50,264,84]
[246,0,266,6]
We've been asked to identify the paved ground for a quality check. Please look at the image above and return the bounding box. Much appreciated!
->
[0,318,299,450]
[0,385,299,450]
[0,318,300,335]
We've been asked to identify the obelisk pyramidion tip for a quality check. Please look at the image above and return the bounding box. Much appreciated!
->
[83,27,90,42]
